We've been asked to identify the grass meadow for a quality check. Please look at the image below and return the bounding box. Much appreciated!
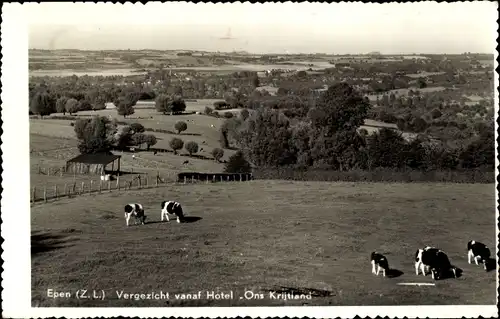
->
[31,180,496,307]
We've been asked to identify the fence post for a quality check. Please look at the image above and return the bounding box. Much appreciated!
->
[73,183,76,195]
[43,187,47,203]
[117,176,120,191]
[99,180,102,193]
[90,180,93,194]
[227,175,230,182]
[184,176,187,184]
[213,175,216,183]
[64,184,67,197]
[81,182,84,195]
[220,176,223,182]
[47,168,50,176]
[32,187,36,203]
[156,174,159,187]
[240,173,242,182]
[191,176,194,183]
[54,185,58,199]
[206,175,209,184]
[146,176,149,188]
[108,180,111,192]
[60,167,63,177]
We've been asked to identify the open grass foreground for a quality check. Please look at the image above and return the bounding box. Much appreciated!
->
[31,180,497,307]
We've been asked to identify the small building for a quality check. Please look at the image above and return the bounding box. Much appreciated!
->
[65,153,121,175]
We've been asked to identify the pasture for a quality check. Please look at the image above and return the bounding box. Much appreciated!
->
[29,105,233,193]
[31,181,496,307]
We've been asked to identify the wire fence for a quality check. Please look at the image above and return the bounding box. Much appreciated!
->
[31,172,254,204]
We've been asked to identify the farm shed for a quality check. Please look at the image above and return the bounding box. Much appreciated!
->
[65,153,121,175]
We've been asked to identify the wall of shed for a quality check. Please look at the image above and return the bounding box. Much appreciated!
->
[65,162,105,175]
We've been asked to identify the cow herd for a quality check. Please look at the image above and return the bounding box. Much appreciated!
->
[371,240,493,280]
[123,201,184,227]
[122,201,493,282]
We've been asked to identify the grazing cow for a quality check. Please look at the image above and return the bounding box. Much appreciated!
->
[124,203,146,227]
[199,148,204,152]
[100,174,111,181]
[153,151,158,155]
[160,201,184,223]
[370,252,389,277]
[183,160,189,165]
[415,246,457,280]
[467,240,491,270]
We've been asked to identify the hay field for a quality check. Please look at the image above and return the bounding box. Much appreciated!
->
[31,181,496,307]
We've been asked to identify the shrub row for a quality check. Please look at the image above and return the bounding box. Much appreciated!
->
[252,167,495,184]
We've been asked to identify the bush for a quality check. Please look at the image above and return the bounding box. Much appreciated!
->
[213,101,230,110]
[212,111,220,118]
[185,141,199,156]
[224,111,234,119]
[204,106,213,115]
[224,151,252,173]
[130,123,145,133]
[211,148,224,162]
[169,137,184,154]
[174,121,188,134]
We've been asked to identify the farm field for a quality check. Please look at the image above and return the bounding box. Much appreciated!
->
[31,180,497,307]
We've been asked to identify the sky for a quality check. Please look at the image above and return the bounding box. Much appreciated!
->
[23,2,500,54]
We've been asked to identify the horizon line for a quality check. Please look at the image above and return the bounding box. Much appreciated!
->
[28,48,494,56]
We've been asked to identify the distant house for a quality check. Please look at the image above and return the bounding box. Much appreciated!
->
[65,153,121,175]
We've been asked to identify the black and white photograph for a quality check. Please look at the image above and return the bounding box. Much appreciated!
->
[1,1,498,318]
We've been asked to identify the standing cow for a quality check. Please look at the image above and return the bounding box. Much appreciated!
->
[124,203,146,227]
[160,201,185,223]
[467,240,491,270]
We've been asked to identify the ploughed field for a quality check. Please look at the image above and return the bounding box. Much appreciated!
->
[31,181,496,306]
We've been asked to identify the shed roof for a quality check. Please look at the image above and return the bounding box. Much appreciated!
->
[66,153,121,165]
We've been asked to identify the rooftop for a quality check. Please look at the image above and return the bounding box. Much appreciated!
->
[66,153,121,165]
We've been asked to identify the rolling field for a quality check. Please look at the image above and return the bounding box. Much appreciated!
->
[31,181,496,307]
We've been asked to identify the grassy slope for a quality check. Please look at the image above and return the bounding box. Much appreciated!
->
[31,181,496,307]
[30,106,231,192]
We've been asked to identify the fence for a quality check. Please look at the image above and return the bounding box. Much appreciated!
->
[31,171,254,204]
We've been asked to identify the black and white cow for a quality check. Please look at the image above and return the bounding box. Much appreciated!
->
[415,246,457,280]
[467,240,491,270]
[124,203,146,227]
[370,252,390,277]
[160,201,185,223]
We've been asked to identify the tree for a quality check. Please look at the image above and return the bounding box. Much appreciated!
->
[174,121,188,134]
[115,95,136,118]
[204,106,213,115]
[185,141,199,156]
[311,82,371,134]
[211,148,224,162]
[77,99,93,112]
[55,96,68,114]
[155,94,171,114]
[30,92,55,116]
[240,108,250,121]
[224,111,234,119]
[252,75,260,88]
[169,137,184,154]
[130,123,145,133]
[74,116,116,154]
[171,97,187,114]
[144,134,157,150]
[65,98,79,115]
[132,133,147,148]
[224,151,252,173]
